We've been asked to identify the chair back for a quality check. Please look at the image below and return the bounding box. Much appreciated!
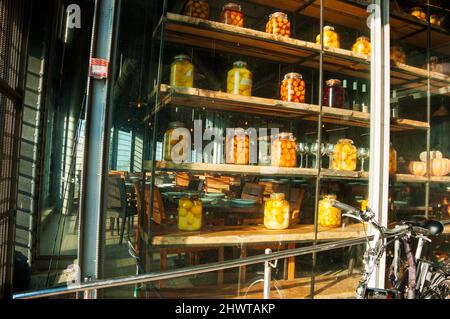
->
[133,182,166,225]
[241,183,265,204]
[107,175,127,216]
[205,175,231,193]
[175,172,190,188]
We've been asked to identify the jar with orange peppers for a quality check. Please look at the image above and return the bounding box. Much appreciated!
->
[389,144,397,174]
[280,72,305,103]
[264,193,290,230]
[318,194,341,227]
[332,139,357,171]
[178,196,203,231]
[271,133,297,167]
[221,2,244,27]
[225,132,249,165]
[183,0,209,19]
[410,7,427,22]
[265,12,291,37]
[390,46,406,64]
[316,26,340,48]
[352,36,371,55]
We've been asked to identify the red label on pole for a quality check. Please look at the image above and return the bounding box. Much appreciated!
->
[89,58,109,79]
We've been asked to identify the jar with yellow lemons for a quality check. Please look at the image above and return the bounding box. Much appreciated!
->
[352,36,371,55]
[264,193,290,230]
[178,196,203,231]
[332,139,357,171]
[361,198,369,211]
[170,54,194,88]
[318,195,341,227]
[316,26,340,48]
[227,61,252,96]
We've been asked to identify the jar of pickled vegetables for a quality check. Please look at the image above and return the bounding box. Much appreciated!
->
[221,2,244,27]
[225,133,249,165]
[264,193,290,230]
[316,26,340,48]
[265,12,291,37]
[323,79,345,108]
[178,196,203,231]
[163,122,187,162]
[352,36,371,55]
[332,138,357,171]
[271,133,297,167]
[389,144,397,174]
[170,54,194,88]
[430,14,441,26]
[410,6,427,21]
[183,0,209,19]
[227,61,252,96]
[280,72,305,103]
[318,195,341,227]
[390,46,406,64]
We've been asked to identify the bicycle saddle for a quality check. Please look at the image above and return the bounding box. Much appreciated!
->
[403,219,444,236]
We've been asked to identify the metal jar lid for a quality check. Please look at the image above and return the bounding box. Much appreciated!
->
[223,2,241,11]
[168,121,186,129]
[326,79,342,87]
[283,72,302,80]
[174,54,191,61]
[233,60,247,68]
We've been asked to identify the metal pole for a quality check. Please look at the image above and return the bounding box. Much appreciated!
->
[368,0,390,289]
[78,0,117,299]
[263,248,272,299]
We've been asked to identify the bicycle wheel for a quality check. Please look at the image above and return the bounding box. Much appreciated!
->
[242,275,285,299]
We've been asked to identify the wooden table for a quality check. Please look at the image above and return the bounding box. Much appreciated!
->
[151,223,368,286]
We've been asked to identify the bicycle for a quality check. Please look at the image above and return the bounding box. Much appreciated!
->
[331,200,449,299]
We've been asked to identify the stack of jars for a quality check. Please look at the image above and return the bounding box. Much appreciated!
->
[280,72,305,103]
[271,133,297,167]
[183,0,209,19]
[170,54,194,88]
[225,133,250,165]
[178,196,203,231]
[316,26,340,48]
[265,12,291,37]
[221,3,244,27]
[227,61,252,96]
[264,193,290,230]
[332,139,357,171]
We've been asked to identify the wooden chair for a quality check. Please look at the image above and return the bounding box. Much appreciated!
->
[241,183,266,204]
[205,175,231,194]
[175,172,190,188]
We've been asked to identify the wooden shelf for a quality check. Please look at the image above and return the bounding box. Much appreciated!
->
[155,85,429,132]
[144,160,369,180]
[393,174,450,184]
[164,13,450,96]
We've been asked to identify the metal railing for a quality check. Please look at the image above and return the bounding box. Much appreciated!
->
[13,235,372,299]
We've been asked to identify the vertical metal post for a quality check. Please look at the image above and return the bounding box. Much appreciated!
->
[368,0,390,289]
[78,0,117,298]
[425,0,431,219]
[263,248,272,299]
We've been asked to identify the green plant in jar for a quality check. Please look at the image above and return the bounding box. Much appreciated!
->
[170,54,194,88]
[227,61,252,96]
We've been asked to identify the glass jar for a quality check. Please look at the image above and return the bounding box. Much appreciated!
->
[265,12,291,37]
[361,198,369,211]
[225,133,249,165]
[280,72,305,103]
[332,139,357,171]
[389,144,397,174]
[264,193,290,230]
[352,36,371,55]
[183,0,209,19]
[410,6,427,21]
[390,46,406,64]
[318,194,341,227]
[227,61,252,96]
[271,133,297,167]
[163,122,187,162]
[316,26,340,48]
[178,196,203,231]
[430,14,441,26]
[170,54,194,88]
[258,135,271,166]
[323,79,345,108]
[221,2,244,27]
